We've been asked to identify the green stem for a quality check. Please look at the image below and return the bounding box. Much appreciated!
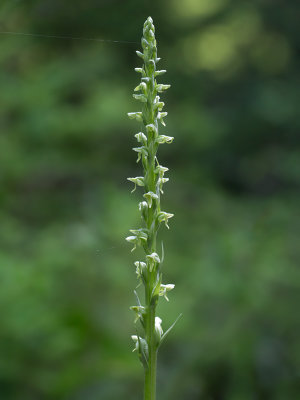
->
[144,303,157,400]
[144,138,158,400]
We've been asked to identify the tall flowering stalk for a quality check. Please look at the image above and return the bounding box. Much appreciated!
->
[126,16,179,400]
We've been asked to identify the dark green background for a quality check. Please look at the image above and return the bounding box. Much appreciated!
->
[0,1,299,399]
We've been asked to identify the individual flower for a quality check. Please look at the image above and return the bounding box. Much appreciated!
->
[130,305,146,323]
[133,94,147,103]
[159,284,175,301]
[156,84,171,93]
[135,132,147,144]
[139,201,148,211]
[145,123,158,138]
[131,335,148,358]
[155,165,169,178]
[134,261,147,279]
[157,111,168,126]
[146,252,161,271]
[157,177,169,194]
[134,67,145,75]
[154,70,166,76]
[127,176,145,192]
[133,146,148,163]
[126,229,148,252]
[158,211,174,229]
[128,112,143,122]
[143,191,159,208]
[134,82,147,93]
[156,135,174,144]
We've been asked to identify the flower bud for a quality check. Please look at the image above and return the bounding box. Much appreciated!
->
[143,17,154,39]
[155,70,166,76]
[136,50,144,59]
[146,123,157,138]
[143,21,150,34]
[134,82,147,93]
[154,317,163,344]
[146,252,161,272]
[128,112,143,122]
[141,38,149,49]
[131,335,148,355]
[143,191,159,208]
[134,261,147,280]
[139,200,148,221]
[156,84,170,93]
[131,335,139,351]
[131,335,149,366]
[148,29,155,39]
[154,101,165,111]
[135,67,144,74]
[156,135,174,144]
[139,200,148,212]
[147,59,155,75]
[134,132,147,144]
[133,94,147,103]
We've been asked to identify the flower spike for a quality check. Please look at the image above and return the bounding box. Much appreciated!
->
[126,16,178,398]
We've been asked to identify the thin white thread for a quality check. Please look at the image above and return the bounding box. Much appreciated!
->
[0,30,138,44]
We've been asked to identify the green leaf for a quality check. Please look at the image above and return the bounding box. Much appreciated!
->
[159,314,183,348]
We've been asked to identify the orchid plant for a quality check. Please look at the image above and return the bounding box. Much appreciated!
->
[126,16,180,400]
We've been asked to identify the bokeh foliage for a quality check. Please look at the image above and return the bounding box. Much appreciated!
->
[0,0,299,399]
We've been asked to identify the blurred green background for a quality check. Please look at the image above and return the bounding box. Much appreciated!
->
[0,0,299,399]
